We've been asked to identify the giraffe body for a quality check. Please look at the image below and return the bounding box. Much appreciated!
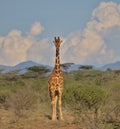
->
[48,37,63,120]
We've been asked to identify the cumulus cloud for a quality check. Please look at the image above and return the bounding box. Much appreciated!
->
[0,30,32,65]
[27,38,54,65]
[0,2,120,66]
[103,26,120,60]
[61,1,120,65]
[0,22,51,66]
[91,2,120,31]
[29,22,44,36]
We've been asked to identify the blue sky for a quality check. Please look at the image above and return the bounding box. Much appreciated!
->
[0,0,103,37]
[0,0,120,66]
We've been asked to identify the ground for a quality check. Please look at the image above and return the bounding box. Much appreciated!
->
[0,106,85,129]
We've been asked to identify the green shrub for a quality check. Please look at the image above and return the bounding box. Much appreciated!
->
[74,84,106,109]
[63,74,106,110]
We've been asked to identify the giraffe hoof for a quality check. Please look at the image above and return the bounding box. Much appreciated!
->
[52,118,57,121]
[59,117,64,121]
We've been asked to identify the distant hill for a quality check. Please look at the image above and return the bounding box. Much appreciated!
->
[0,60,50,74]
[62,61,120,71]
[13,60,40,69]
[60,63,81,72]
[67,64,81,71]
[0,60,120,74]
[0,61,83,74]
[0,65,11,70]
[100,61,120,70]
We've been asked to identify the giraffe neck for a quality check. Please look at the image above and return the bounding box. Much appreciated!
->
[54,48,61,74]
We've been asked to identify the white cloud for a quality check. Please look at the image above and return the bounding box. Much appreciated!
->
[0,2,120,66]
[0,29,33,65]
[61,1,120,65]
[61,29,113,65]
[27,38,54,65]
[0,22,51,66]
[92,2,120,30]
[29,22,44,36]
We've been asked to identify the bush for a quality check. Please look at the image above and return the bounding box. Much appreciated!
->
[0,91,10,106]
[8,89,37,117]
[63,80,106,110]
[74,84,106,109]
[0,93,6,104]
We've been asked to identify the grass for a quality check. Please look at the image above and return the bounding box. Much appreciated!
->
[0,69,120,129]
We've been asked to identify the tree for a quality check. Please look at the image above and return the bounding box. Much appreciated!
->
[79,65,93,70]
[60,63,74,73]
[27,66,50,77]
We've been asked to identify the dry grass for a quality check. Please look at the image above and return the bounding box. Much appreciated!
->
[0,70,120,129]
[0,105,85,129]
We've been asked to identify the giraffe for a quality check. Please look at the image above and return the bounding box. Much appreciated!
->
[48,37,64,120]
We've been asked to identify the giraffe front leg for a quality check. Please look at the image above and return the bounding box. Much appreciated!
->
[58,93,63,120]
[51,91,57,120]
[51,99,56,120]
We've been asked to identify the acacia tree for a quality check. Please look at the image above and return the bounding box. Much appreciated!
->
[79,65,93,70]
[60,63,74,73]
[27,66,50,77]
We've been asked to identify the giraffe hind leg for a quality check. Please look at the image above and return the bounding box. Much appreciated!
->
[55,90,60,119]
[55,94,58,119]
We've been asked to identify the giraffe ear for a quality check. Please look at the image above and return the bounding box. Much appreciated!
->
[53,37,56,44]
[58,37,60,41]
[58,37,63,44]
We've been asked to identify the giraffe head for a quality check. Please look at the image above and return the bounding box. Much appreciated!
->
[53,37,63,49]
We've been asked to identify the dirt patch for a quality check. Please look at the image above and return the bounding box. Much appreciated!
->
[0,108,85,129]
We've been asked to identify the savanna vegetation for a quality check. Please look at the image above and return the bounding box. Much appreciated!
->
[0,66,120,129]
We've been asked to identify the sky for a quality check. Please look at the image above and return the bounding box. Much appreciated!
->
[0,0,120,66]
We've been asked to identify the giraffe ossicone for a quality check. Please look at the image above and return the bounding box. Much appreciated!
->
[48,37,64,120]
